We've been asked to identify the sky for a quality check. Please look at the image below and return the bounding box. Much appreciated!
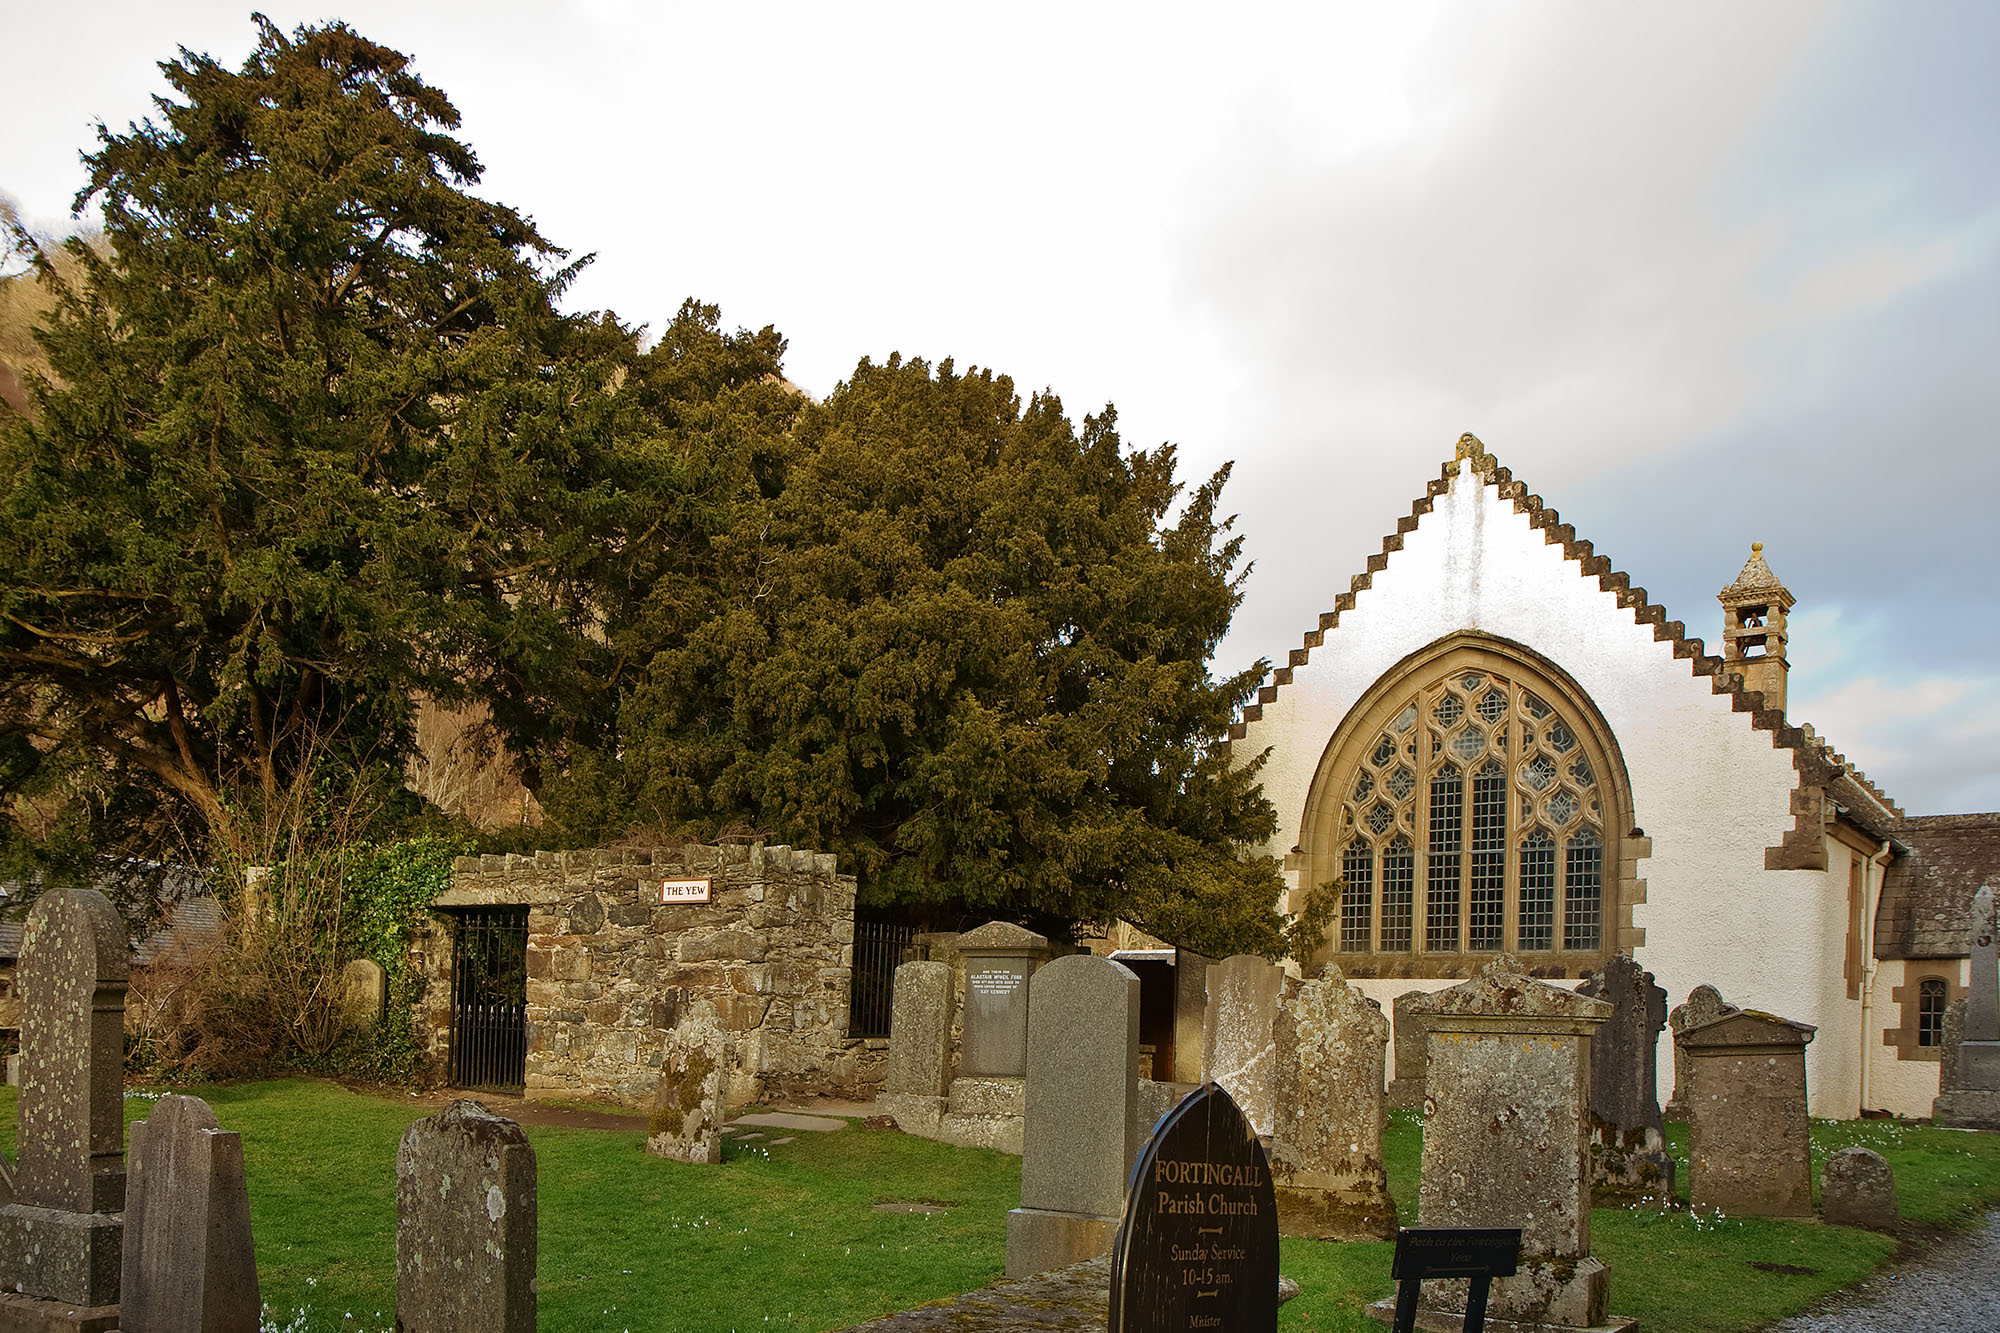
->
[4,1,1995,812]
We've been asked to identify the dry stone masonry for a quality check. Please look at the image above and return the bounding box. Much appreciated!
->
[1683,1009,1816,1218]
[1269,966,1396,1241]
[423,843,860,1108]
[396,1100,537,1333]
[120,1093,259,1333]
[0,886,129,1330]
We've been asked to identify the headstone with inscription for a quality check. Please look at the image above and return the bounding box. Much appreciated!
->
[1683,1009,1816,1217]
[956,921,1049,1078]
[1386,990,1437,1113]
[1109,1081,1278,1333]
[1665,984,1734,1122]
[880,960,955,1137]
[1006,953,1141,1278]
[1269,968,1396,1241]
[1576,954,1675,1201]
[121,1093,260,1333]
[396,1100,537,1333]
[0,885,130,1329]
[1201,955,1283,1137]
[1935,883,2000,1129]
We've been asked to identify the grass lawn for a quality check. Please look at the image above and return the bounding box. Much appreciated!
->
[4,1084,2000,1332]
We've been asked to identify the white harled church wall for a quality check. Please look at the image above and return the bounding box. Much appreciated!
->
[1239,461,1855,1116]
[1866,957,1959,1118]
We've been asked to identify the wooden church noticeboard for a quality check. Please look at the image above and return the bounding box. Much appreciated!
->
[1109,1081,1279,1332]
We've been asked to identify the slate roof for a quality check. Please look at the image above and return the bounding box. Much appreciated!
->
[0,862,215,965]
[1875,813,2000,960]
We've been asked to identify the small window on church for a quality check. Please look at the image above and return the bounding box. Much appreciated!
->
[1918,978,1947,1047]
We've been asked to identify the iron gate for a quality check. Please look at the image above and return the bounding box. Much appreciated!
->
[848,919,918,1038]
[449,907,528,1095]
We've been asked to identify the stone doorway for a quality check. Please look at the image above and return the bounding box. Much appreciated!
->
[448,906,528,1095]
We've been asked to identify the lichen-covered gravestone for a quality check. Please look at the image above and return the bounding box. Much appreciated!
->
[878,960,955,1137]
[1006,954,1140,1278]
[396,1100,537,1333]
[647,1015,736,1164]
[121,1093,260,1332]
[1202,954,1284,1137]
[0,885,129,1330]
[1269,967,1396,1241]
[1683,1009,1817,1217]
[1935,883,2000,1129]
[1385,989,1437,1112]
[1821,1146,1899,1232]
[1577,954,1675,1200]
[1665,984,1734,1122]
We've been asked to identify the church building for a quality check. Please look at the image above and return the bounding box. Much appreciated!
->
[1227,434,1998,1119]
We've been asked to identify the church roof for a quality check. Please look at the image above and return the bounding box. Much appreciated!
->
[1717,542,1795,606]
[1223,434,1904,861]
[1874,813,2000,960]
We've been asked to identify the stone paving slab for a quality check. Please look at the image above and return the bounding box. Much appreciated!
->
[728,1111,848,1133]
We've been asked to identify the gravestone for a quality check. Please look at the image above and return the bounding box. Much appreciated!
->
[1385,990,1437,1113]
[956,921,1049,1077]
[1821,1146,1899,1232]
[1006,954,1141,1278]
[1172,949,1213,1083]
[1382,955,1624,1333]
[1934,884,2000,1129]
[879,960,955,1137]
[1576,954,1675,1200]
[396,1100,537,1333]
[340,958,388,1030]
[0,885,130,1329]
[1202,954,1283,1137]
[121,1093,260,1332]
[1683,1010,1816,1217]
[1665,985,1734,1121]
[1109,1082,1278,1333]
[1269,967,1396,1240]
[646,1014,735,1164]
[1940,997,1966,1093]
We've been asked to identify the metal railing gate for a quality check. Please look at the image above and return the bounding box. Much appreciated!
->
[449,906,528,1095]
[848,919,918,1039]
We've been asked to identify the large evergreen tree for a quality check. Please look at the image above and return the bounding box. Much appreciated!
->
[0,18,630,866]
[570,354,1288,954]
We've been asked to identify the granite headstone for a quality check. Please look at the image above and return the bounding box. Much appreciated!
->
[879,960,955,1137]
[120,1093,260,1333]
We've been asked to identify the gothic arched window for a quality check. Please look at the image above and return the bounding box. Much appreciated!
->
[1299,639,1629,973]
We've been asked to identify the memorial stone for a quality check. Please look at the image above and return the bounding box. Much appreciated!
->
[1683,1010,1816,1217]
[120,1093,260,1333]
[1940,997,1965,1093]
[1821,1146,1899,1232]
[1665,985,1734,1122]
[1934,884,2000,1129]
[1385,990,1437,1113]
[1201,954,1283,1137]
[879,961,955,1137]
[1576,954,1675,1200]
[340,958,388,1031]
[1109,1082,1278,1333]
[0,885,129,1327]
[396,1100,537,1333]
[1006,954,1141,1278]
[1396,955,1622,1332]
[956,921,1049,1078]
[646,1013,736,1164]
[1269,967,1396,1240]
[1172,949,1213,1083]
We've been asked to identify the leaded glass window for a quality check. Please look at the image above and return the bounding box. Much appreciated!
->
[1918,978,1947,1047]
[1340,842,1374,953]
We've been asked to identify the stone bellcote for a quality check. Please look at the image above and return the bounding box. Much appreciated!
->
[1718,542,1795,713]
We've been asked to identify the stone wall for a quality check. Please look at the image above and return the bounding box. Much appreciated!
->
[417,843,873,1108]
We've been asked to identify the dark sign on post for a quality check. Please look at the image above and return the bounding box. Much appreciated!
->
[1388,1227,1522,1333]
[1109,1081,1278,1332]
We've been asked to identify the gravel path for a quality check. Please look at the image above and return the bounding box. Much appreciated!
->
[1766,1210,2000,1333]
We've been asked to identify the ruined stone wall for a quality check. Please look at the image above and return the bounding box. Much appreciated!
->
[417,843,875,1108]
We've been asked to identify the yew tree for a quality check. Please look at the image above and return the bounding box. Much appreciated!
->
[0,18,630,866]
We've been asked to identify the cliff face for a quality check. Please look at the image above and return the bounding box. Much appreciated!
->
[0,357,24,414]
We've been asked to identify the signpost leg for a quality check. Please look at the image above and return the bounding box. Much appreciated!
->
[1461,1275,1492,1333]
[1392,1278,1421,1333]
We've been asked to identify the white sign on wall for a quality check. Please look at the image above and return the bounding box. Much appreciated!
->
[659,877,712,904]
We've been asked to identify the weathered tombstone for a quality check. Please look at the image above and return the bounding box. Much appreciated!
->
[1370,955,1623,1333]
[646,1014,736,1164]
[1935,884,2000,1129]
[340,958,388,1031]
[120,1093,259,1333]
[1006,954,1141,1278]
[1821,1146,1899,1232]
[1109,1082,1278,1332]
[1576,954,1675,1200]
[1201,954,1283,1137]
[1171,948,1212,1083]
[1269,967,1396,1240]
[1664,984,1734,1121]
[878,960,955,1137]
[1940,996,1966,1093]
[396,1100,537,1333]
[956,921,1050,1078]
[0,886,130,1328]
[1683,1010,1816,1217]
[1385,990,1437,1113]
